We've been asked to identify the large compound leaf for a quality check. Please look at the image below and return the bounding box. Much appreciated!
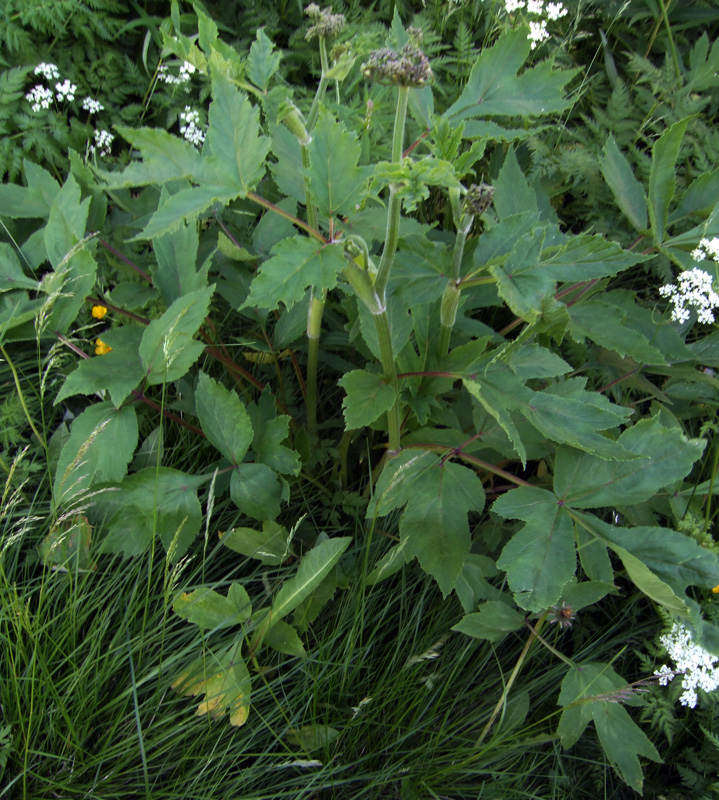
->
[195,372,253,464]
[539,235,646,281]
[444,29,578,122]
[306,113,370,219]
[243,237,346,311]
[558,662,661,793]
[554,414,705,507]
[140,285,213,385]
[494,486,576,612]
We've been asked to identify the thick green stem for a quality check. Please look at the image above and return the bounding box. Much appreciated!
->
[305,295,324,433]
[374,307,401,452]
[375,86,410,300]
[306,37,331,133]
[438,222,471,357]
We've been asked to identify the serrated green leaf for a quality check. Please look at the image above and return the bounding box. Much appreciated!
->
[140,285,214,385]
[558,662,661,793]
[220,520,290,565]
[44,175,90,267]
[586,516,719,597]
[264,620,306,658]
[493,148,537,219]
[252,537,351,647]
[270,125,305,203]
[540,235,646,281]
[368,449,438,518]
[452,601,525,642]
[55,327,144,408]
[0,160,59,218]
[444,29,577,121]
[494,486,576,611]
[454,554,501,614]
[599,136,648,232]
[230,462,282,520]
[400,457,485,596]
[669,167,719,223]
[568,299,666,364]
[248,28,281,91]
[205,69,270,194]
[96,467,203,560]
[648,117,692,244]
[554,415,705,507]
[338,369,397,430]
[246,390,301,475]
[152,209,208,303]
[243,237,346,312]
[54,402,138,507]
[306,112,370,218]
[174,583,252,629]
[196,372,253,464]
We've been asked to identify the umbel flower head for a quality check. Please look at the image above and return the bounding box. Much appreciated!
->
[654,622,719,709]
[362,42,433,87]
[462,183,495,217]
[305,4,345,41]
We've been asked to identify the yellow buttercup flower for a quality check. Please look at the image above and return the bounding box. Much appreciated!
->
[95,338,112,356]
[91,304,108,319]
[712,584,719,594]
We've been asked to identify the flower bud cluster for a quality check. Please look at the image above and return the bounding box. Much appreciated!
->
[305,4,345,41]
[462,183,495,217]
[654,622,719,709]
[362,43,433,88]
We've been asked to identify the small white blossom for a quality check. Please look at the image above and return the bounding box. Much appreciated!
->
[158,61,196,88]
[546,1,568,19]
[89,129,114,157]
[693,236,719,262]
[654,622,719,708]
[25,85,54,112]
[504,0,525,10]
[82,96,104,114]
[527,0,544,13]
[34,62,60,81]
[659,268,719,325]
[528,19,549,48]
[55,79,76,102]
[179,106,205,147]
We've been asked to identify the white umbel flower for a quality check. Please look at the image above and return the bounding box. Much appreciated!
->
[26,85,54,112]
[659,268,719,325]
[34,62,60,81]
[179,106,206,147]
[82,97,104,114]
[654,622,719,708]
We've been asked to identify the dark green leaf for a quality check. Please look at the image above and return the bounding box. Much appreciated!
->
[648,116,692,243]
[248,28,281,91]
[139,285,214,385]
[54,402,138,506]
[599,136,648,232]
[494,486,576,611]
[243,237,346,312]
[196,372,253,464]
[452,601,525,642]
[152,211,208,303]
[493,148,537,219]
[339,369,397,430]
[230,462,282,520]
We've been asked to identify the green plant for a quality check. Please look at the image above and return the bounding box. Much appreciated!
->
[3,1,719,795]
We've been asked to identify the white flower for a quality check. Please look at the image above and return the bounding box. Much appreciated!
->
[179,105,205,147]
[528,19,549,48]
[34,62,60,81]
[693,236,719,262]
[546,1,568,19]
[504,0,525,11]
[654,622,719,708]
[55,79,76,102]
[659,268,719,325]
[158,61,196,87]
[527,0,544,13]
[82,97,104,114]
[25,85,54,112]
[89,129,114,157]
